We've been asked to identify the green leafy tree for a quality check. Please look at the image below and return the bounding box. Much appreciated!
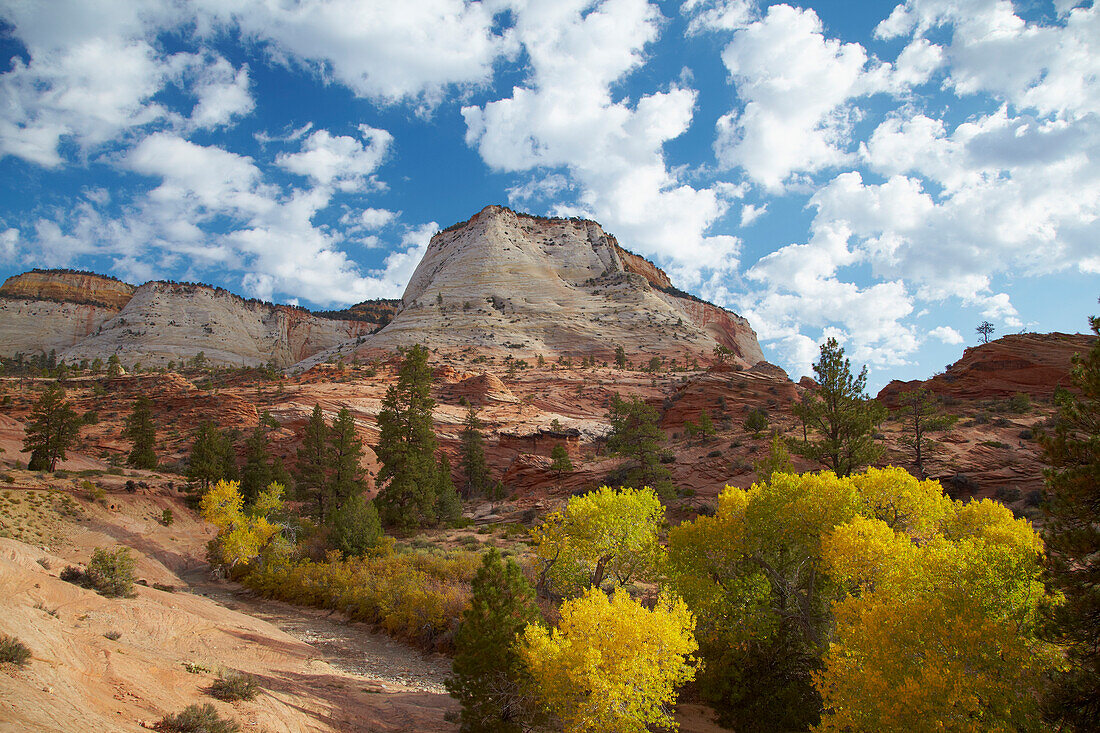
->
[1040,314,1100,730]
[896,387,956,477]
[23,383,80,471]
[295,405,329,517]
[374,345,447,531]
[187,422,237,493]
[459,407,490,498]
[447,548,542,733]
[326,492,383,557]
[791,338,885,477]
[605,394,673,497]
[326,407,368,509]
[124,395,158,469]
[614,345,626,368]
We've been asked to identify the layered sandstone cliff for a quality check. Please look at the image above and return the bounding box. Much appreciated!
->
[0,270,387,368]
[305,206,764,367]
[60,281,379,368]
[878,332,1095,405]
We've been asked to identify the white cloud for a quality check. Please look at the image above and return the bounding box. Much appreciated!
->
[464,0,739,283]
[713,4,880,190]
[195,0,517,105]
[276,126,392,192]
[739,202,766,226]
[0,228,17,261]
[507,174,572,204]
[189,57,254,129]
[928,325,963,344]
[682,0,756,35]
[358,208,396,230]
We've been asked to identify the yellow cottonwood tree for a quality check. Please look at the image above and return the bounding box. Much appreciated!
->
[200,479,286,569]
[520,587,698,733]
[531,485,664,596]
[816,500,1054,732]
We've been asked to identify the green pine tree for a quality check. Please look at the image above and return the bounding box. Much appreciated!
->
[187,422,237,493]
[896,387,956,477]
[374,345,444,531]
[446,548,543,733]
[326,407,367,509]
[550,443,573,483]
[614,345,627,368]
[106,354,122,378]
[459,407,490,498]
[23,383,80,471]
[791,337,886,477]
[240,425,275,504]
[327,492,383,557]
[295,405,329,517]
[606,394,673,497]
[435,452,462,526]
[1040,315,1100,730]
[124,395,158,469]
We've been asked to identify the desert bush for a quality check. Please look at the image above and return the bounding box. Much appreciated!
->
[207,670,259,701]
[245,548,483,651]
[154,703,239,733]
[160,508,174,526]
[104,630,122,641]
[743,408,768,435]
[59,565,84,584]
[0,633,31,666]
[84,547,136,597]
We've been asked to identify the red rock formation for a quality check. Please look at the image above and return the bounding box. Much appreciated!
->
[0,269,135,308]
[878,332,1095,406]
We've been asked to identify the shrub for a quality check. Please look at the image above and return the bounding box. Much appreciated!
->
[208,670,259,701]
[1007,392,1032,413]
[154,704,239,733]
[160,508,174,526]
[743,408,769,435]
[60,565,85,584]
[245,548,482,651]
[0,633,31,666]
[85,547,136,598]
[104,630,122,641]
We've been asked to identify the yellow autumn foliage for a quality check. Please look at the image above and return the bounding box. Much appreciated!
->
[520,587,698,733]
[200,479,286,569]
[531,485,664,596]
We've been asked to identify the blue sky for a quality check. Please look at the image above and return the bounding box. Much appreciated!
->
[0,0,1096,389]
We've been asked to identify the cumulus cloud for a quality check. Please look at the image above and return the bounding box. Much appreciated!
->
[194,0,517,105]
[189,56,254,129]
[464,0,740,283]
[713,4,879,190]
[276,126,392,192]
[928,325,963,345]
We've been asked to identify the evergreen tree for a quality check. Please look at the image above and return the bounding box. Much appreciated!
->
[550,443,573,483]
[976,320,996,344]
[459,407,490,497]
[374,345,444,531]
[753,433,795,482]
[614,345,627,368]
[326,407,367,509]
[606,394,673,497]
[447,548,542,733]
[187,422,237,493]
[896,387,956,477]
[791,338,886,477]
[106,354,122,378]
[327,492,382,557]
[1040,315,1100,730]
[435,452,463,525]
[124,395,158,469]
[23,383,80,471]
[295,405,329,517]
[240,425,274,504]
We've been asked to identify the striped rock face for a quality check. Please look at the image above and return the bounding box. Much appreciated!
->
[300,206,765,370]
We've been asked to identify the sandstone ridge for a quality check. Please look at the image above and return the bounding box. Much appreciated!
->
[0,271,387,368]
[305,205,764,368]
